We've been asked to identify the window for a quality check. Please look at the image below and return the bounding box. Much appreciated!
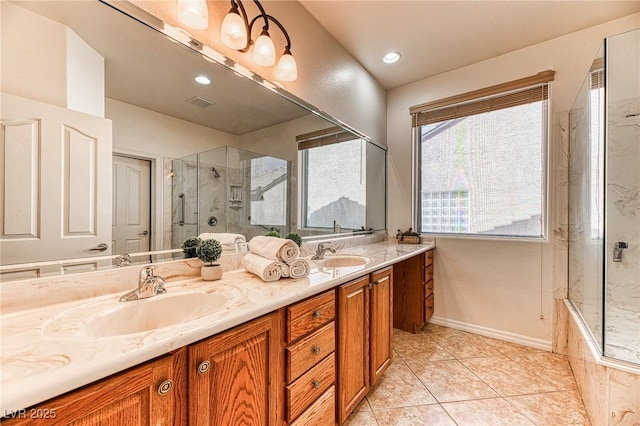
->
[411,71,554,238]
[422,191,469,233]
[299,133,366,230]
[249,156,288,227]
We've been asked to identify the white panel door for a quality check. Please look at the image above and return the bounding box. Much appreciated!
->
[112,155,151,255]
[0,92,112,264]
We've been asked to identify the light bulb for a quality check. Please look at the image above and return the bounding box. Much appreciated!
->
[221,9,247,49]
[177,0,209,30]
[275,52,297,82]
[253,31,276,67]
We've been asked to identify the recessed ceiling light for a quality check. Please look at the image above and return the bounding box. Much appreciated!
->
[383,51,401,64]
[194,75,211,85]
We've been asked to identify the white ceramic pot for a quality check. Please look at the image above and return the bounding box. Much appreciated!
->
[201,264,223,281]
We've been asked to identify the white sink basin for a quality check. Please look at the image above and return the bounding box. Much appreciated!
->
[321,255,370,268]
[45,291,229,338]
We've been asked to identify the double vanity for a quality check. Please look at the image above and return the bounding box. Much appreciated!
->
[0,241,435,424]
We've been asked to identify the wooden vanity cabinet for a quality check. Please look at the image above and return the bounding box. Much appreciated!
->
[284,290,337,426]
[2,349,187,426]
[337,266,393,424]
[188,312,281,426]
[393,249,434,333]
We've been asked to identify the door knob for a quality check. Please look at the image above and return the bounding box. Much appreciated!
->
[140,230,149,236]
[88,243,109,251]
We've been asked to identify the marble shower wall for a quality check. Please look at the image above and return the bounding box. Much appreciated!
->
[604,29,640,364]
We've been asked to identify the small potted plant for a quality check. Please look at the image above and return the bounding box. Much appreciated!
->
[181,236,202,259]
[196,239,223,281]
[285,232,302,247]
[265,230,280,238]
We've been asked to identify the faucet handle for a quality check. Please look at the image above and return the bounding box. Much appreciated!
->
[140,265,157,279]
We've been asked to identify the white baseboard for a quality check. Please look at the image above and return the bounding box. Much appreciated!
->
[428,316,552,351]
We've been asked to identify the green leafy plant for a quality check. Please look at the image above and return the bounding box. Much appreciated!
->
[265,230,280,238]
[196,239,222,265]
[285,232,302,247]
[181,236,202,258]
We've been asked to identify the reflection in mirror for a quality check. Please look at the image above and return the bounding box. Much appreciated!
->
[0,0,386,281]
[171,146,289,248]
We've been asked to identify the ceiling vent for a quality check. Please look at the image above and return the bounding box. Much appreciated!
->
[187,96,215,108]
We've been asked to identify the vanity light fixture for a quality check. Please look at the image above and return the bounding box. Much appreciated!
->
[194,75,211,85]
[177,0,297,81]
[221,0,297,81]
[383,51,401,64]
[176,0,209,30]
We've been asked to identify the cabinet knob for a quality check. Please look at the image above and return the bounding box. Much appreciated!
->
[157,379,173,395]
[197,360,211,374]
[312,380,320,389]
[312,310,321,319]
[312,346,321,355]
[367,283,372,290]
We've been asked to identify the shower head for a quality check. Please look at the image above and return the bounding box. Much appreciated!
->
[211,167,221,178]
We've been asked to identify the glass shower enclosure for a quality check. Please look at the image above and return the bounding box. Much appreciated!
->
[568,29,640,365]
[171,146,289,249]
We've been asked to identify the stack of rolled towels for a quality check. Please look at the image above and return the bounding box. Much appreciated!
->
[241,236,310,282]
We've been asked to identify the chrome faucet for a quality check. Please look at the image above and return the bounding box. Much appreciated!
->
[311,243,336,260]
[119,266,167,302]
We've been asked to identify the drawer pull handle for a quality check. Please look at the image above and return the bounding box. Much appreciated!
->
[312,346,321,355]
[197,360,210,374]
[312,380,320,389]
[158,379,173,395]
[375,276,389,285]
[312,310,321,319]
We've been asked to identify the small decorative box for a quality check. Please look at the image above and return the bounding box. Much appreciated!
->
[397,235,421,244]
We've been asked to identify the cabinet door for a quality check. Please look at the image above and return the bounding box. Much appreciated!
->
[188,313,281,426]
[3,350,187,426]
[337,275,370,425]
[370,266,393,385]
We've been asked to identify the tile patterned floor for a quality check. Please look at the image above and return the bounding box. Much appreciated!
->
[344,324,591,426]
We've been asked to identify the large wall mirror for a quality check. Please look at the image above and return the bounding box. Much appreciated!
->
[0,0,386,280]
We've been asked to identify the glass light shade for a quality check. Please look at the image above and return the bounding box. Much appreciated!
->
[253,33,276,67]
[221,11,247,50]
[275,53,297,82]
[177,0,209,30]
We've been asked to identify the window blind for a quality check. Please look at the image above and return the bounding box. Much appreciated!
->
[410,70,555,127]
[297,126,357,150]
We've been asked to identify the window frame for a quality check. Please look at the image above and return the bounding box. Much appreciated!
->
[412,76,553,242]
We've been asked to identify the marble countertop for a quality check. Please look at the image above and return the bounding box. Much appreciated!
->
[0,241,434,413]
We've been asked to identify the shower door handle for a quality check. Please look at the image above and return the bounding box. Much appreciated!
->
[613,242,628,262]
[178,193,185,226]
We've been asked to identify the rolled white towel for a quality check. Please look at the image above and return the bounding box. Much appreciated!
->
[286,258,310,279]
[241,252,283,282]
[248,236,300,263]
[199,233,246,245]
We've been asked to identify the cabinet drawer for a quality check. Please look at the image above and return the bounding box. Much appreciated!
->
[286,352,336,422]
[424,279,434,298]
[290,385,336,426]
[424,263,434,282]
[424,249,434,267]
[287,291,335,343]
[287,321,335,383]
[424,293,434,322]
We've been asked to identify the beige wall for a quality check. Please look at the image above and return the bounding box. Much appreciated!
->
[107,98,238,159]
[387,13,640,345]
